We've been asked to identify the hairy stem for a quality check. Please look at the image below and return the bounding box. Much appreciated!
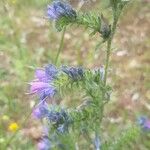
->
[104,9,118,86]
[104,39,112,86]
[100,8,119,125]
[54,27,66,65]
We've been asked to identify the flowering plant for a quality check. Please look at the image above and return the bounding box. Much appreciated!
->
[27,0,147,150]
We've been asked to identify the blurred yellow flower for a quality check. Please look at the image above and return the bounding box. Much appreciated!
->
[8,123,19,132]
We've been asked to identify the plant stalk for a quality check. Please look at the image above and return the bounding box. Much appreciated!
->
[54,27,66,65]
[104,9,118,86]
[104,38,112,86]
[100,8,119,125]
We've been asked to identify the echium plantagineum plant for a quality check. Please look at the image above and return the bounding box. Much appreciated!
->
[29,0,140,150]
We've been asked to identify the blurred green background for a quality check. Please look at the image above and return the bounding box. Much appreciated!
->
[0,0,150,149]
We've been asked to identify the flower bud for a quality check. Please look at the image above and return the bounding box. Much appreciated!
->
[100,14,111,39]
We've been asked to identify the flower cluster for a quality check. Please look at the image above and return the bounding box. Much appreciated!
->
[30,64,106,149]
[48,108,71,133]
[37,108,70,150]
[47,0,76,21]
[30,64,105,106]
[62,66,84,81]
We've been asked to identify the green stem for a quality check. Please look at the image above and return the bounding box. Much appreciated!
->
[100,8,119,125]
[54,27,66,65]
[104,38,112,86]
[104,10,118,86]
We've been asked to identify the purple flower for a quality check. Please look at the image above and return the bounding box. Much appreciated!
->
[144,120,150,129]
[30,81,56,100]
[47,1,76,20]
[32,103,49,119]
[37,138,51,150]
[138,116,150,131]
[30,82,51,94]
[34,64,58,82]
[30,64,58,101]
[62,66,84,81]
[35,69,48,82]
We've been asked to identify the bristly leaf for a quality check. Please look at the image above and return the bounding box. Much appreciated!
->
[55,17,68,32]
[55,12,101,35]
[76,12,101,35]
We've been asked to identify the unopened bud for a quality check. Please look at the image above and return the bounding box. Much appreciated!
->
[100,14,111,39]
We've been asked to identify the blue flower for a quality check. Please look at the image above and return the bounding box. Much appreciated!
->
[138,116,147,126]
[37,138,51,150]
[48,109,69,124]
[39,86,56,101]
[62,66,84,81]
[32,103,49,119]
[47,1,76,20]
[45,64,58,80]
[46,107,71,133]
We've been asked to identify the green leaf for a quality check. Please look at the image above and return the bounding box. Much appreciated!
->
[54,12,101,35]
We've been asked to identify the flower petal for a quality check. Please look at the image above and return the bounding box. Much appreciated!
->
[35,69,47,82]
[30,82,50,93]
[33,103,49,119]
[144,120,150,129]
